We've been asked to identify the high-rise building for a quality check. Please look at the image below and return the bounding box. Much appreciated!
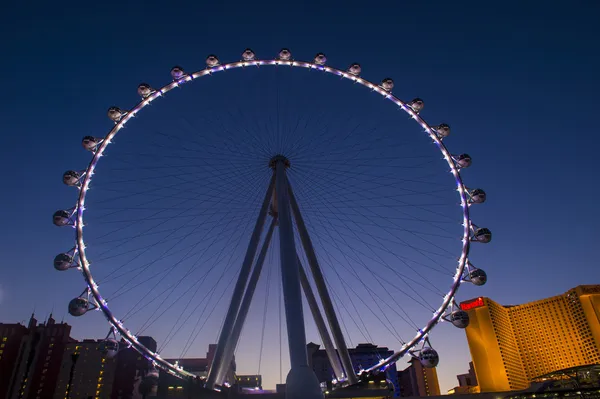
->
[0,322,29,399]
[461,285,600,393]
[53,339,117,399]
[306,342,401,397]
[397,357,441,397]
[4,314,74,399]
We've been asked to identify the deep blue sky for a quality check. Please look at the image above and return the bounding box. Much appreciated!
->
[1,0,600,392]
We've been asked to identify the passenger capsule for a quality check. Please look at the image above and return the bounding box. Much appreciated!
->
[348,63,361,76]
[107,107,126,122]
[53,210,71,227]
[408,98,424,113]
[433,124,450,138]
[99,339,119,358]
[63,170,81,186]
[54,253,73,271]
[137,83,154,98]
[82,136,101,151]
[381,78,394,91]
[450,310,470,328]
[314,53,327,65]
[473,227,492,243]
[146,369,159,380]
[469,188,486,204]
[206,55,220,67]
[278,48,292,60]
[170,66,185,80]
[469,269,487,286]
[68,297,89,317]
[418,347,439,368]
[242,48,256,61]
[455,154,472,168]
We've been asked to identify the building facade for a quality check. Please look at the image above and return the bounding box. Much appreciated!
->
[54,339,117,399]
[448,362,479,395]
[0,322,29,399]
[307,342,401,397]
[461,285,600,393]
[397,357,441,397]
[456,362,477,388]
[4,314,74,399]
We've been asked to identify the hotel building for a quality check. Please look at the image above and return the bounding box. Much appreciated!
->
[461,285,600,392]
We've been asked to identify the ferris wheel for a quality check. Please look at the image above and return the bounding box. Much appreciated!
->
[53,48,491,398]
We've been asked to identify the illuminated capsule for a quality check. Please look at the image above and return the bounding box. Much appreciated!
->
[107,107,126,122]
[146,369,159,380]
[314,53,327,65]
[469,188,486,204]
[381,78,394,91]
[450,310,470,328]
[170,66,185,80]
[469,269,487,286]
[137,83,154,98]
[433,124,450,138]
[68,297,89,316]
[53,210,71,227]
[455,154,472,168]
[348,63,361,76]
[242,48,255,61]
[54,253,73,271]
[206,55,220,67]
[418,347,439,368]
[408,98,424,113]
[82,136,101,151]
[473,227,492,243]
[63,170,81,186]
[278,48,292,60]
[99,339,119,358]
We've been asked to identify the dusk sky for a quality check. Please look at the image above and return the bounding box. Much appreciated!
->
[1,0,600,393]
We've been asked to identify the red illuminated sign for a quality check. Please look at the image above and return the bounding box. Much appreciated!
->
[460,297,484,311]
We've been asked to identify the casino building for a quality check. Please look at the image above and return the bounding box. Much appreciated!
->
[460,285,600,392]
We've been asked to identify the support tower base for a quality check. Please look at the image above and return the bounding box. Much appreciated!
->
[285,365,324,399]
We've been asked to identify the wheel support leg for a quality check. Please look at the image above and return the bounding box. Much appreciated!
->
[288,182,359,385]
[206,176,275,390]
[298,255,345,383]
[275,161,323,399]
[215,218,277,385]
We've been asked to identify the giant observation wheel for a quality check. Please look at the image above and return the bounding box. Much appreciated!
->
[53,48,491,398]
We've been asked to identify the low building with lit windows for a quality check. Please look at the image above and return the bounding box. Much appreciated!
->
[235,374,262,391]
[54,339,117,399]
[461,285,600,393]
[157,344,236,398]
[398,357,441,397]
[307,342,401,397]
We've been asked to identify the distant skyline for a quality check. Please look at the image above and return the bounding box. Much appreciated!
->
[2,0,600,393]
